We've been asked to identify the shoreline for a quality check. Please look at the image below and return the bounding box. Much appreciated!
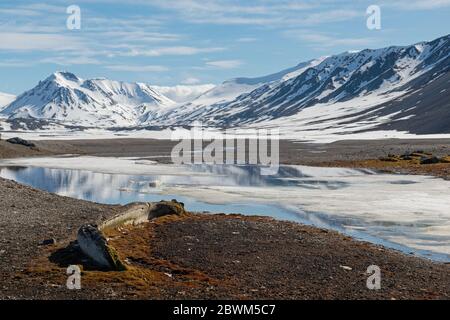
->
[0,181,449,299]
[1,137,449,179]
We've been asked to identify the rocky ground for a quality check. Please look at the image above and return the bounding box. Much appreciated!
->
[1,136,449,161]
[1,197,450,300]
[0,177,121,299]
[0,138,81,159]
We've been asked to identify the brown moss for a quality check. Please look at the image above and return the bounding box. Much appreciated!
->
[105,245,127,271]
[316,156,450,180]
[18,213,235,299]
[440,156,450,164]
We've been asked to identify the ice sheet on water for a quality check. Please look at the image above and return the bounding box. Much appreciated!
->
[1,156,450,259]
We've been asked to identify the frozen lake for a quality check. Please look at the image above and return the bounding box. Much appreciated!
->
[1,156,450,262]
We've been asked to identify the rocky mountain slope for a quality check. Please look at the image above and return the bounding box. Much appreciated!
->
[2,72,175,127]
[157,35,450,135]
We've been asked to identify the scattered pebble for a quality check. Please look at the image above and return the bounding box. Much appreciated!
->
[340,265,353,271]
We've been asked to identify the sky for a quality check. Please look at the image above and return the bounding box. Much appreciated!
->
[0,0,449,94]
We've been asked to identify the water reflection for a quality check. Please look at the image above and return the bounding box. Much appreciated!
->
[1,163,449,262]
[0,165,312,219]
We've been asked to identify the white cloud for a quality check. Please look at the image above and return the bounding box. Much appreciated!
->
[124,46,225,57]
[40,56,103,66]
[0,3,64,17]
[0,60,33,68]
[384,0,450,9]
[301,9,361,25]
[237,37,258,43]
[105,65,169,72]
[152,83,216,103]
[0,32,84,51]
[181,77,201,84]
[138,0,357,26]
[205,60,243,69]
[283,30,377,48]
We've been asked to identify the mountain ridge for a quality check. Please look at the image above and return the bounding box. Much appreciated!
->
[2,72,176,127]
[2,34,449,134]
[152,34,450,134]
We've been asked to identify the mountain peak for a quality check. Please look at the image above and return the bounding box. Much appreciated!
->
[45,71,82,85]
[2,73,175,127]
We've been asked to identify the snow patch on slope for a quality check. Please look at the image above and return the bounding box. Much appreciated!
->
[151,84,216,104]
[0,92,16,110]
[1,72,175,127]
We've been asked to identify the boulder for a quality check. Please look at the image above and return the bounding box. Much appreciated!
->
[420,156,440,165]
[6,137,36,148]
[148,180,162,188]
[77,224,126,271]
[148,200,187,219]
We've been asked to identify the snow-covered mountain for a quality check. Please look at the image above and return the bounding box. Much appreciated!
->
[150,84,215,104]
[156,34,450,134]
[0,92,15,110]
[2,72,175,127]
[2,34,449,135]
[150,58,325,125]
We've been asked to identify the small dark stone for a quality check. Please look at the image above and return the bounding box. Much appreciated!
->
[6,137,36,148]
[420,156,439,165]
[40,238,56,246]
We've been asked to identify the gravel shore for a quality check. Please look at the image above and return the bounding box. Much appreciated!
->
[0,177,121,299]
[0,178,449,300]
[3,137,449,178]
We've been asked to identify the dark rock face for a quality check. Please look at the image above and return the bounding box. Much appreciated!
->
[6,137,36,148]
[149,200,187,219]
[152,35,450,134]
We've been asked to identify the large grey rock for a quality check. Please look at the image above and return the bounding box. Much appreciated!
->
[75,200,187,271]
[77,224,126,271]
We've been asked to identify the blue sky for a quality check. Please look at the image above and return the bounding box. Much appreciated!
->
[0,0,449,94]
